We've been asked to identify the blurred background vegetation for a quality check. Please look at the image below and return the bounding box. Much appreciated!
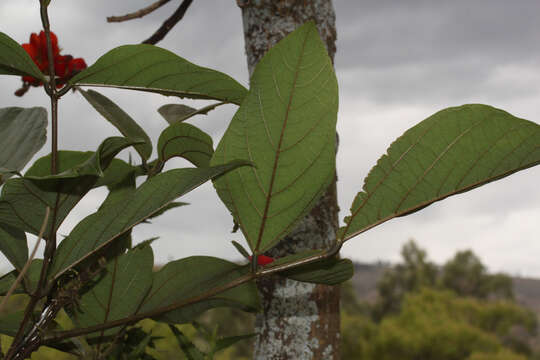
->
[2,239,540,359]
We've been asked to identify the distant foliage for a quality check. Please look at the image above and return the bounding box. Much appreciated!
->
[341,243,538,360]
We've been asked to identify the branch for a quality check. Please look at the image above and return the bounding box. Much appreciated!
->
[107,0,172,23]
[42,240,343,344]
[142,0,194,45]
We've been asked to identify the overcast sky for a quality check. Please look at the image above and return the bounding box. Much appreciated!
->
[0,1,539,276]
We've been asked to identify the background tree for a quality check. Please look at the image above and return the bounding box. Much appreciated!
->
[442,250,513,300]
[341,245,538,360]
[373,240,438,318]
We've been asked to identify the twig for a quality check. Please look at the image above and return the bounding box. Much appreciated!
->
[142,0,194,45]
[42,240,343,344]
[0,208,51,314]
[107,0,172,22]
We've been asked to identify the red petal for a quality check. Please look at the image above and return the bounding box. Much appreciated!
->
[54,54,72,77]
[29,33,40,49]
[21,43,38,60]
[68,58,87,72]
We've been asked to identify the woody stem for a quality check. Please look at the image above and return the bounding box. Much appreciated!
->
[5,2,60,359]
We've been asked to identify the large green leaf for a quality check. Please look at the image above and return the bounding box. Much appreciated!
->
[80,89,152,161]
[0,107,47,181]
[139,257,260,324]
[0,32,45,80]
[0,259,42,295]
[157,122,214,168]
[0,311,26,336]
[51,161,250,279]
[342,104,540,241]
[158,102,224,124]
[26,152,139,189]
[69,45,247,105]
[0,137,136,236]
[0,224,27,271]
[211,22,338,253]
[72,246,153,337]
[283,257,354,285]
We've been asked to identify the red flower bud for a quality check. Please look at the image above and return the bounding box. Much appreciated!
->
[249,255,275,266]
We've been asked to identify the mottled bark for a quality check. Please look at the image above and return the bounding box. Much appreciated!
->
[237,1,340,359]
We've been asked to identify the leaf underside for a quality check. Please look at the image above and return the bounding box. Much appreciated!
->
[211,22,338,253]
[157,122,214,168]
[0,137,137,236]
[139,256,260,324]
[72,246,153,338]
[0,107,47,181]
[158,102,224,124]
[69,44,247,105]
[0,224,27,271]
[51,161,250,279]
[342,104,540,241]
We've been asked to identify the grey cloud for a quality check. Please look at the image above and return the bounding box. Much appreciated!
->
[335,0,540,69]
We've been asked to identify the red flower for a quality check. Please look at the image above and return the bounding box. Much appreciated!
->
[249,255,275,266]
[17,30,87,95]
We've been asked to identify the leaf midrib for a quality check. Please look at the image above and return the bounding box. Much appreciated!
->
[253,28,311,253]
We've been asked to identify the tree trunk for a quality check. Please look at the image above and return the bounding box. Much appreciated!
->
[237,1,340,358]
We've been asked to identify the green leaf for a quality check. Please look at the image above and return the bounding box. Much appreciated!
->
[231,240,250,260]
[157,122,214,168]
[69,44,247,105]
[80,89,152,161]
[95,158,142,188]
[0,32,45,81]
[211,22,338,253]
[26,137,140,181]
[283,257,354,285]
[98,168,137,211]
[158,102,224,124]
[72,246,153,337]
[146,202,188,221]
[213,333,256,353]
[26,151,139,189]
[0,137,137,236]
[342,104,540,241]
[0,224,27,271]
[139,257,260,324]
[168,325,206,360]
[0,107,47,182]
[0,260,43,296]
[51,161,250,279]
[0,311,26,336]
